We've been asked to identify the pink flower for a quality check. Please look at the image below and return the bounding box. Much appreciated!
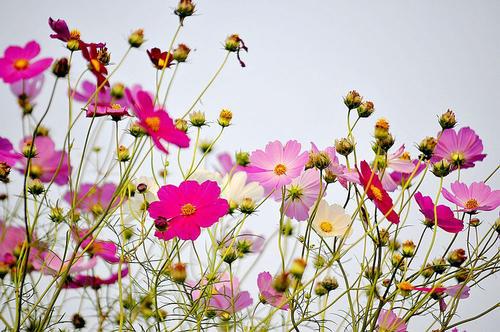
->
[247,140,308,194]
[64,267,129,289]
[257,272,289,310]
[148,180,229,241]
[380,146,422,192]
[217,152,247,175]
[0,222,39,267]
[48,17,72,42]
[310,143,359,188]
[442,181,500,213]
[414,192,464,233]
[19,136,71,185]
[73,228,120,264]
[10,73,44,99]
[0,41,52,83]
[383,159,426,192]
[0,137,22,167]
[73,80,130,119]
[32,250,97,275]
[64,183,118,214]
[126,88,190,153]
[208,273,253,314]
[376,309,407,332]
[432,127,486,169]
[279,169,322,221]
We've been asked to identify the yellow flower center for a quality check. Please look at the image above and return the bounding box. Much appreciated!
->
[111,103,122,110]
[400,152,411,160]
[370,185,383,201]
[375,118,390,130]
[398,281,414,292]
[29,164,43,179]
[274,163,287,175]
[14,59,29,70]
[181,203,196,216]
[70,29,81,40]
[145,116,161,132]
[319,221,333,233]
[90,59,101,71]
[465,199,479,210]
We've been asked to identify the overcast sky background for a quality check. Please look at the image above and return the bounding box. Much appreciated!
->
[0,0,499,330]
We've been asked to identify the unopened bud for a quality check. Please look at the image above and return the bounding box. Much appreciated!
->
[97,47,111,66]
[0,162,11,183]
[432,257,447,274]
[470,217,481,227]
[221,246,239,264]
[128,29,145,48]
[173,44,191,62]
[321,276,339,292]
[343,90,363,110]
[218,109,233,127]
[272,272,290,292]
[117,145,130,162]
[239,197,256,214]
[314,282,328,296]
[52,57,70,78]
[111,83,126,99]
[374,118,390,140]
[170,263,187,283]
[417,136,437,160]
[335,138,354,157]
[447,248,467,267]
[189,111,206,127]
[438,109,457,129]
[289,258,307,278]
[22,140,36,158]
[49,206,65,223]
[175,0,196,22]
[174,119,188,133]
[421,263,434,279]
[357,101,375,118]
[129,122,147,138]
[431,159,451,177]
[235,151,250,166]
[225,34,241,52]
[72,313,86,329]
[401,240,416,257]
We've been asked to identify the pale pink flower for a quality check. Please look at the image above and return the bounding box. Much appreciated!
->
[442,181,500,213]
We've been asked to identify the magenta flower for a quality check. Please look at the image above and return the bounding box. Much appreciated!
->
[10,73,44,99]
[208,273,253,314]
[74,228,120,263]
[48,17,106,49]
[64,267,129,289]
[19,136,71,185]
[414,192,464,233]
[0,137,22,167]
[432,127,486,169]
[0,222,39,267]
[126,88,190,153]
[247,140,308,194]
[278,169,322,221]
[0,41,52,83]
[310,143,360,188]
[257,272,289,310]
[376,309,407,332]
[442,181,500,213]
[64,183,118,214]
[148,180,229,241]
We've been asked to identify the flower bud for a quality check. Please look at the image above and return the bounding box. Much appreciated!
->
[225,34,241,52]
[377,228,390,247]
[401,240,416,257]
[447,248,467,267]
[314,282,328,296]
[173,118,188,133]
[431,159,451,177]
[52,58,70,78]
[397,281,413,296]
[357,101,375,118]
[97,47,111,66]
[67,39,80,52]
[28,179,45,196]
[289,258,307,278]
[117,145,130,162]
[272,272,290,292]
[374,118,390,140]
[388,238,400,251]
[421,263,434,279]
[175,0,196,22]
[173,44,191,62]
[417,136,437,160]
[199,140,212,154]
[35,126,50,137]
[235,151,250,166]
[455,268,469,283]
[170,263,187,283]
[129,122,147,137]
[438,109,457,129]
[218,109,233,127]
[311,152,331,170]
[22,140,36,158]
[0,162,11,183]
[391,253,404,267]
[221,246,239,264]
[470,217,481,227]
[72,313,86,329]
[137,183,148,194]
[236,239,252,255]
[128,29,145,48]
[321,276,339,292]
[189,111,206,127]
[239,197,256,214]
[111,83,126,99]
[49,206,65,223]
[364,266,379,281]
[281,219,293,236]
[343,90,363,110]
[432,257,447,274]
[375,133,395,153]
[334,138,354,157]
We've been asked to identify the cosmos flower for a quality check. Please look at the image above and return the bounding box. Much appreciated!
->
[148,180,229,241]
[147,48,174,69]
[19,136,71,185]
[0,137,22,167]
[383,159,426,192]
[414,192,464,233]
[81,43,109,87]
[432,127,486,169]
[279,168,322,221]
[72,80,130,119]
[257,271,289,310]
[64,267,129,289]
[221,171,264,210]
[33,250,97,276]
[208,273,253,314]
[358,161,400,224]
[64,183,118,215]
[0,222,39,267]
[376,309,407,332]
[246,140,308,194]
[217,152,247,175]
[10,73,44,99]
[126,88,190,153]
[0,40,52,83]
[442,181,500,213]
[73,228,120,264]
[311,200,351,238]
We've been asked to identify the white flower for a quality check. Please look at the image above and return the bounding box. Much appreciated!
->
[190,167,222,184]
[311,200,351,238]
[125,177,159,222]
[221,171,264,207]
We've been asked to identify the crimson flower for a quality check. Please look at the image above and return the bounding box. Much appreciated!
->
[358,161,399,224]
[147,48,174,70]
[81,43,109,87]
